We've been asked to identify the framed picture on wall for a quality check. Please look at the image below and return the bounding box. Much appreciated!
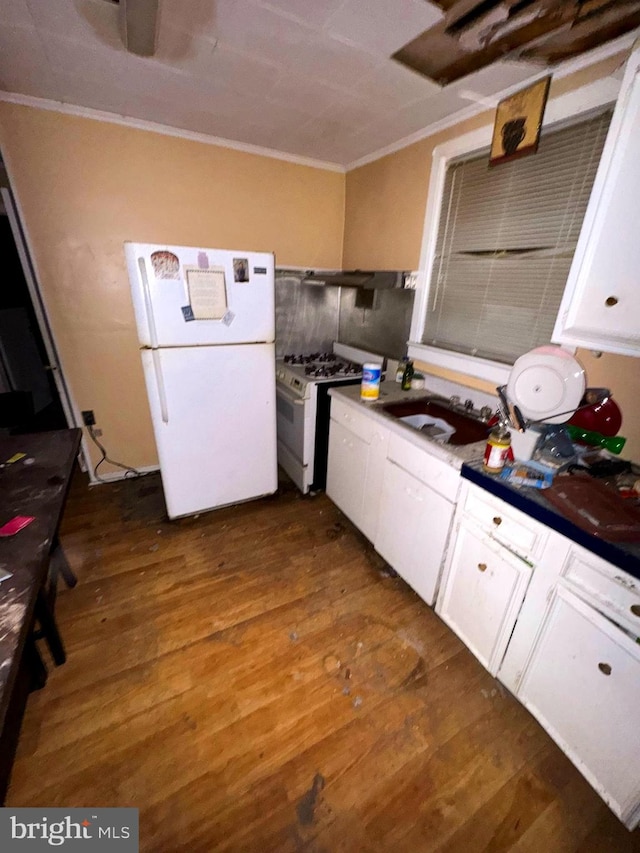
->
[490,76,551,166]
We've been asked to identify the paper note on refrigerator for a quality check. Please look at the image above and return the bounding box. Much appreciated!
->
[184,266,227,320]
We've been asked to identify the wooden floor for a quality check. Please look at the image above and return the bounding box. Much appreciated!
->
[7,471,640,852]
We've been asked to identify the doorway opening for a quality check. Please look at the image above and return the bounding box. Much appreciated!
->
[0,155,80,444]
[0,209,68,434]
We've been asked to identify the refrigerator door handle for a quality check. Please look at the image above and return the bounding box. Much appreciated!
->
[152,349,170,423]
[138,257,159,348]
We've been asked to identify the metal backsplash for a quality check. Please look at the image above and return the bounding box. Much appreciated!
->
[275,269,414,359]
[338,286,414,360]
[275,272,339,356]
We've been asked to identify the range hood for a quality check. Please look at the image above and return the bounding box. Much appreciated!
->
[302,270,405,289]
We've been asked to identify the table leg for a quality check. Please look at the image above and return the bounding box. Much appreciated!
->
[47,537,78,611]
[34,591,66,666]
[51,535,77,588]
[27,638,48,692]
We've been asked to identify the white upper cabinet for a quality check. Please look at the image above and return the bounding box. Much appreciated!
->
[553,47,640,356]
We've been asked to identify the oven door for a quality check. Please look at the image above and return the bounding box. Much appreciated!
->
[276,382,313,492]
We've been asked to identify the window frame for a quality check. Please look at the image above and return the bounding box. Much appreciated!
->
[408,76,621,385]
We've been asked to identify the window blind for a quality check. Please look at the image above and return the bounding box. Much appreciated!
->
[422,109,612,364]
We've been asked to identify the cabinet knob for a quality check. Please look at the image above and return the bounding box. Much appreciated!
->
[605,296,618,307]
[477,562,487,572]
[630,604,640,618]
[598,662,612,676]
[492,516,502,526]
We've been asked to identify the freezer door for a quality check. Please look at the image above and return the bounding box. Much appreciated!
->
[141,343,277,518]
[126,243,274,347]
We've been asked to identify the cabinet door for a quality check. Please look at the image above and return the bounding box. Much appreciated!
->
[436,522,531,675]
[552,51,640,355]
[360,427,388,543]
[518,585,640,828]
[326,419,369,533]
[375,460,454,606]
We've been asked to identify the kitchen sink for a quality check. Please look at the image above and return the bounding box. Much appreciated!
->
[382,397,490,446]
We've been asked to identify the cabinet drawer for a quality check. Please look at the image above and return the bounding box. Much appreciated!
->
[387,432,459,502]
[562,543,640,638]
[330,397,377,444]
[462,482,548,563]
[519,585,640,826]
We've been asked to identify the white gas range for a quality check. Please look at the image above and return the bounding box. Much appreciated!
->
[275,342,383,494]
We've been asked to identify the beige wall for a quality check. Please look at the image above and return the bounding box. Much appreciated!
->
[343,52,640,461]
[0,105,345,473]
[343,52,627,270]
[1,49,638,473]
[343,110,488,271]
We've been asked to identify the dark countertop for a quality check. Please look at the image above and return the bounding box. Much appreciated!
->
[462,461,640,580]
[0,429,81,732]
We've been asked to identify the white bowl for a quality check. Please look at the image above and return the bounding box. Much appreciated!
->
[507,347,585,425]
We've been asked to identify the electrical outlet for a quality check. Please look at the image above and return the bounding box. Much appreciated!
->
[81,410,96,426]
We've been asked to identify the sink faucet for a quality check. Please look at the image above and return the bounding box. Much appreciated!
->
[480,406,493,422]
[447,395,492,423]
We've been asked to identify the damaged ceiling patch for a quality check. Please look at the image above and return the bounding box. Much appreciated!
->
[393,0,640,84]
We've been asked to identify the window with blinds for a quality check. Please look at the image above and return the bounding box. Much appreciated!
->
[422,109,612,365]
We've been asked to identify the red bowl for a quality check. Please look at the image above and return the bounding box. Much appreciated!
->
[568,397,622,436]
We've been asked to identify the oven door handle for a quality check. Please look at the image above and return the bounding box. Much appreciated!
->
[276,384,306,406]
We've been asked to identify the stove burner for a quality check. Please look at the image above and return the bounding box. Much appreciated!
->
[283,354,313,365]
[300,359,364,378]
[304,364,338,377]
[280,353,365,381]
[284,352,342,365]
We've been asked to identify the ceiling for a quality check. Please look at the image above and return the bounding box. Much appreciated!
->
[0,0,634,168]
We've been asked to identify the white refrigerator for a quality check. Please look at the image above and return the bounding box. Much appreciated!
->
[125,242,277,519]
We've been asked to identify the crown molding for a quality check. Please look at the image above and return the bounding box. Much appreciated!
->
[345,30,638,171]
[0,92,346,174]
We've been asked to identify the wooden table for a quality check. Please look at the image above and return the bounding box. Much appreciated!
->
[0,428,81,802]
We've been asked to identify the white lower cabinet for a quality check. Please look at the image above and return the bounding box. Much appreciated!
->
[514,584,640,829]
[436,520,532,674]
[327,396,640,829]
[326,420,370,529]
[326,399,388,542]
[374,460,455,606]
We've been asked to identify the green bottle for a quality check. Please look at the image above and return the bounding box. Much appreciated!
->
[401,359,414,391]
[565,424,626,455]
